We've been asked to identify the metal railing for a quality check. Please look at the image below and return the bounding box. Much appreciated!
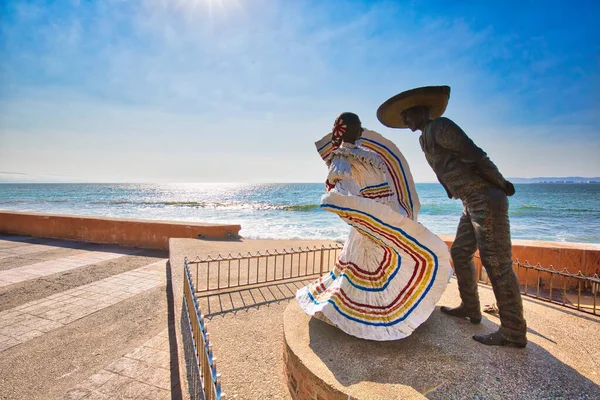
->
[183,259,224,400]
[514,260,599,315]
[186,244,344,293]
[188,244,598,316]
[473,255,599,315]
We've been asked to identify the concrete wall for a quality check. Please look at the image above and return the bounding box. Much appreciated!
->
[0,211,597,280]
[440,235,600,290]
[0,211,241,250]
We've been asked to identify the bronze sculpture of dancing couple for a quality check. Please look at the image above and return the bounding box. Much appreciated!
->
[297,86,527,348]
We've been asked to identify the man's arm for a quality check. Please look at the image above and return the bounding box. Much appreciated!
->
[433,118,513,194]
[437,175,454,199]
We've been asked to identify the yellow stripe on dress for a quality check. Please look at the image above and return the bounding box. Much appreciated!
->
[312,204,438,324]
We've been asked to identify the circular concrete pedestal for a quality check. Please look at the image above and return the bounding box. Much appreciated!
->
[283,302,425,400]
[283,288,600,400]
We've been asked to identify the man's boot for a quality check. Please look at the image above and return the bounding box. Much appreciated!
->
[473,329,527,348]
[440,304,482,324]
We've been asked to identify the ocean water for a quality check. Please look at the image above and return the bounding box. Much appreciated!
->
[0,183,598,244]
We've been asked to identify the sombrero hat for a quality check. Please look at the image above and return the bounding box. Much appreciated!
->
[377,86,451,129]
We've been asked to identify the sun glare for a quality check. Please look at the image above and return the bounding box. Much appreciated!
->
[175,0,240,15]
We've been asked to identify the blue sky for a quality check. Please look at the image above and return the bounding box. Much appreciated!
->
[0,0,598,183]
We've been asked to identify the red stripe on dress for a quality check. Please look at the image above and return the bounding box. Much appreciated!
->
[361,191,394,200]
[337,248,392,281]
[328,215,427,312]
[312,217,427,315]
[363,144,411,218]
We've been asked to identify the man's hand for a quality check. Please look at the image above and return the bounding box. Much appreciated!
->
[505,181,516,196]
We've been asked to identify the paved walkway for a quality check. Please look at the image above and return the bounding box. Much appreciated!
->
[59,330,172,400]
[0,249,136,287]
[0,260,165,351]
[0,235,175,400]
[0,243,62,259]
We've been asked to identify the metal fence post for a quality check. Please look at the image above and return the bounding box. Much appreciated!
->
[319,247,325,274]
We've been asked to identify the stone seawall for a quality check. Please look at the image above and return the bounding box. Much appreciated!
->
[439,235,600,289]
[0,212,597,277]
[0,211,241,250]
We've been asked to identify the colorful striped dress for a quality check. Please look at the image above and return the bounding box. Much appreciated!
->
[296,130,453,341]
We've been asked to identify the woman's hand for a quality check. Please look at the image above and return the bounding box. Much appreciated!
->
[325,179,335,192]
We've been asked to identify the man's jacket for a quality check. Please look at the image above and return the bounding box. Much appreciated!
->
[419,117,511,199]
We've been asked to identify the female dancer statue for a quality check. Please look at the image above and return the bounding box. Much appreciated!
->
[296,112,453,340]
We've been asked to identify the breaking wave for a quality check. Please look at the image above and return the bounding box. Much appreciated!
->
[86,200,321,211]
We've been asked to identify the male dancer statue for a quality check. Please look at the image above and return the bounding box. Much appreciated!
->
[377,86,527,347]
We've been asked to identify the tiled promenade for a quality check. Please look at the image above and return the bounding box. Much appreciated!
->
[59,330,172,400]
[0,242,62,259]
[0,249,137,287]
[0,235,175,400]
[0,261,165,351]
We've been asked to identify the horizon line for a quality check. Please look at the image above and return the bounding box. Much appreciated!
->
[1,179,599,185]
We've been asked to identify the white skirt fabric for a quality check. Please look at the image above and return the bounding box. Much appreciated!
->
[296,191,453,341]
